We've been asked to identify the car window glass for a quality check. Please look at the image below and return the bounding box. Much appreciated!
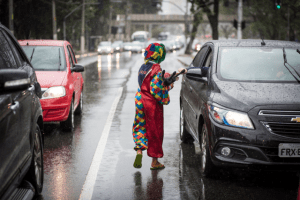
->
[203,49,213,68]
[68,46,77,64]
[21,46,66,71]
[0,31,17,69]
[67,47,74,68]
[218,47,297,81]
[193,46,208,67]
[2,31,26,66]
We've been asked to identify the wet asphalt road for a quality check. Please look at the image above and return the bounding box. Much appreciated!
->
[40,49,299,200]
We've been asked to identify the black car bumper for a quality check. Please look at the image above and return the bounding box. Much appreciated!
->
[208,116,300,170]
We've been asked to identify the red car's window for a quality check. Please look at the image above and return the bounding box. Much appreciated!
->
[66,46,74,68]
[68,45,77,64]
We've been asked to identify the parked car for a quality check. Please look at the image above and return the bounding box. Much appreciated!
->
[180,40,300,177]
[130,41,143,53]
[97,41,114,54]
[0,24,44,200]
[112,40,124,52]
[19,40,84,131]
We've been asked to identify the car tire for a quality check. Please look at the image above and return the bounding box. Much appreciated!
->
[200,123,216,177]
[26,125,44,195]
[75,92,83,115]
[61,99,74,131]
[180,104,194,143]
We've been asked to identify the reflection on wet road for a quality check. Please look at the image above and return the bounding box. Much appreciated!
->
[41,50,299,200]
[42,52,136,200]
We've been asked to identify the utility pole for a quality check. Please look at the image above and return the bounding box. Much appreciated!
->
[81,0,85,54]
[237,0,243,39]
[144,8,147,31]
[185,0,188,46]
[9,0,13,35]
[109,5,112,41]
[52,0,57,40]
[125,0,129,41]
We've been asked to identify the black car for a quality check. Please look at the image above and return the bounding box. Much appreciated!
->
[180,39,300,177]
[0,24,44,199]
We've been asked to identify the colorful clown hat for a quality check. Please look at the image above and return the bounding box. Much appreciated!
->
[144,43,166,64]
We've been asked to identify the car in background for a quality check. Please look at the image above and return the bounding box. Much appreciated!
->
[175,41,182,50]
[124,42,132,51]
[0,24,44,200]
[19,40,84,132]
[97,41,114,54]
[194,42,202,51]
[163,40,176,52]
[130,41,143,53]
[112,40,124,52]
[180,40,300,177]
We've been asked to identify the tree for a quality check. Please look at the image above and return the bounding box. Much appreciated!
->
[190,0,220,40]
[185,8,203,54]
[244,0,300,41]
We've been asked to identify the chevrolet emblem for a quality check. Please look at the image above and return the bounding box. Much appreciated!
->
[291,117,300,123]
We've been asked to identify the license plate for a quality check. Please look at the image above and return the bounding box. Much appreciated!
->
[278,143,300,157]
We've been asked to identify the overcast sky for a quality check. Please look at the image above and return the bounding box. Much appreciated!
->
[158,0,191,15]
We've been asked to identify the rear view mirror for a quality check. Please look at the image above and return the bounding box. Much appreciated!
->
[71,64,84,73]
[186,68,207,82]
[0,69,30,91]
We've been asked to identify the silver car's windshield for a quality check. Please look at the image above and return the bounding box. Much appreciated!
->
[218,47,300,82]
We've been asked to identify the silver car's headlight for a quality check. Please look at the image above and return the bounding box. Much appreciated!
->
[42,86,66,99]
[107,47,111,51]
[208,104,254,129]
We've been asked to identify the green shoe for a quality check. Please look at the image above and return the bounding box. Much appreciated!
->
[133,154,143,168]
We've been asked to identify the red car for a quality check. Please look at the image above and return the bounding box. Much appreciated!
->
[19,40,84,131]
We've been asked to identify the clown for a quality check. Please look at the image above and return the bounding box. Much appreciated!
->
[132,43,181,170]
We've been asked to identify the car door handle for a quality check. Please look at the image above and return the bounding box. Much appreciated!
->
[28,85,35,92]
[10,101,19,114]
[77,77,80,79]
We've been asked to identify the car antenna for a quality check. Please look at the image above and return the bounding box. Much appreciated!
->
[261,37,266,46]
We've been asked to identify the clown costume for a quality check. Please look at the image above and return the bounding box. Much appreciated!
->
[132,43,179,170]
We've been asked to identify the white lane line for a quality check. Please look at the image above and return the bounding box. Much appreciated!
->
[79,87,123,200]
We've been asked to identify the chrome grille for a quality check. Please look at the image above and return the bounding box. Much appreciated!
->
[262,122,300,138]
[259,110,300,116]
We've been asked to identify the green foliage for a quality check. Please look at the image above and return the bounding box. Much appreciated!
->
[0,0,161,49]
[244,0,300,41]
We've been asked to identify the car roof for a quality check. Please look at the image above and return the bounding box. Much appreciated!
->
[18,39,67,46]
[207,39,300,48]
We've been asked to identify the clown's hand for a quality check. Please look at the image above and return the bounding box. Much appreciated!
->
[162,70,177,86]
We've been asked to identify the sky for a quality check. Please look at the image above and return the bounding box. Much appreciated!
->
[158,0,191,15]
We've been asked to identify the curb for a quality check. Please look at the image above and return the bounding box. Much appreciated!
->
[75,52,98,60]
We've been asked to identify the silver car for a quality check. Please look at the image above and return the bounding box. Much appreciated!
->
[98,41,114,54]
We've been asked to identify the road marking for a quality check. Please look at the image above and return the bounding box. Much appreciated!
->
[79,87,123,200]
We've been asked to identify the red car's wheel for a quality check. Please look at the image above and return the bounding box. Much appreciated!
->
[75,92,83,115]
[61,99,74,131]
